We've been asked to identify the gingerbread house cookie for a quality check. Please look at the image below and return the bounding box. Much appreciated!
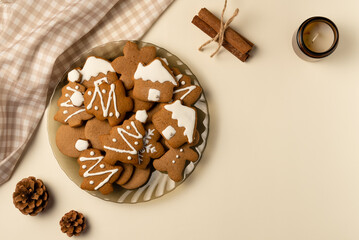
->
[133,58,178,102]
[152,100,197,148]
[67,56,118,88]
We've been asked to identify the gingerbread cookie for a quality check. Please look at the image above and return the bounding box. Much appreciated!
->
[116,163,134,185]
[111,41,157,90]
[54,82,93,127]
[133,58,178,102]
[77,149,122,195]
[68,56,118,88]
[84,80,133,126]
[152,100,197,148]
[172,68,202,106]
[138,123,165,169]
[120,167,151,190]
[84,118,112,150]
[101,115,146,167]
[56,125,89,158]
[153,144,198,182]
[128,90,154,112]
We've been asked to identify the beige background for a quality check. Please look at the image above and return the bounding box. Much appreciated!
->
[1,0,359,239]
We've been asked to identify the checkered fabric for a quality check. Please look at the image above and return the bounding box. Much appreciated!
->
[0,0,173,185]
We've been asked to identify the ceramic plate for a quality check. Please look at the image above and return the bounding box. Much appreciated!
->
[47,40,209,203]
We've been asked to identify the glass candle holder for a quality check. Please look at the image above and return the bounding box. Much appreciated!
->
[292,16,339,61]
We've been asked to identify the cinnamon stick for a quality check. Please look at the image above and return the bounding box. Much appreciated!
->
[198,8,253,54]
[192,16,249,62]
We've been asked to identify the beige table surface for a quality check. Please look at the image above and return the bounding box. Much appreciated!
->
[2,0,359,239]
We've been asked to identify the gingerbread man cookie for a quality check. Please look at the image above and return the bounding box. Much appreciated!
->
[54,82,93,127]
[152,100,197,148]
[68,56,118,88]
[111,41,157,90]
[133,58,178,103]
[84,80,133,126]
[172,68,202,106]
[77,149,122,195]
[100,116,146,167]
[153,144,199,182]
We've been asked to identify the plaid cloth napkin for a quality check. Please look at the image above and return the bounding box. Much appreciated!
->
[0,0,173,185]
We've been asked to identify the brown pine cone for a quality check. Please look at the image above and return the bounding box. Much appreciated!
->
[60,210,86,237]
[12,176,49,216]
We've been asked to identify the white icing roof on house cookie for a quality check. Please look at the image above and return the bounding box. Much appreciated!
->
[164,100,195,143]
[134,59,177,85]
[73,56,115,82]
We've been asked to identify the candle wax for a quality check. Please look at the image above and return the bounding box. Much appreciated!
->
[302,21,335,53]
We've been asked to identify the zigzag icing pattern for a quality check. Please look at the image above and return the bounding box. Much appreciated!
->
[104,121,143,155]
[79,155,119,190]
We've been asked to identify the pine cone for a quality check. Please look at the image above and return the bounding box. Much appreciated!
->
[60,210,86,237]
[13,176,49,216]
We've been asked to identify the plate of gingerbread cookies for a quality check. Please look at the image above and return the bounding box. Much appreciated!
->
[47,40,209,203]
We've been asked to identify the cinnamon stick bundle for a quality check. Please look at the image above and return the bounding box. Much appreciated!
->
[192,7,254,62]
[192,16,249,62]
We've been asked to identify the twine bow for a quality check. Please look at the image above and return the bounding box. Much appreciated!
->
[198,0,239,57]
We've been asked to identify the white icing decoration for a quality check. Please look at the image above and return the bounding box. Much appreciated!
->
[126,126,131,130]
[86,79,120,118]
[112,138,117,142]
[109,112,114,117]
[100,164,105,169]
[103,121,143,155]
[82,165,86,169]
[173,86,196,101]
[138,128,157,164]
[160,57,169,65]
[135,110,148,123]
[181,81,185,85]
[60,86,84,107]
[79,155,118,190]
[69,91,84,107]
[134,141,139,145]
[94,106,99,110]
[63,110,68,114]
[79,56,115,82]
[102,89,106,94]
[127,156,132,160]
[172,160,176,164]
[164,100,195,143]
[89,180,94,185]
[134,59,177,85]
[75,85,79,90]
[175,74,183,81]
[180,149,184,152]
[64,109,85,122]
[68,69,80,82]
[90,151,95,156]
[176,155,179,159]
[75,139,89,151]
[148,88,161,101]
[162,126,176,140]
[88,91,92,95]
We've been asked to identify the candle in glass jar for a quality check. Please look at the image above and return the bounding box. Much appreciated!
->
[292,17,339,61]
